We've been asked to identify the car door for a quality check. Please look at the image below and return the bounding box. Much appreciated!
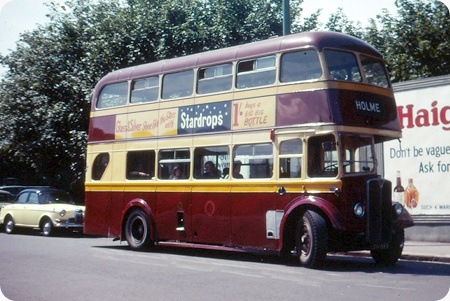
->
[22,192,41,227]
[10,192,30,226]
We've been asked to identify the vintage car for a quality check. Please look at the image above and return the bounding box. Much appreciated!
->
[0,188,84,236]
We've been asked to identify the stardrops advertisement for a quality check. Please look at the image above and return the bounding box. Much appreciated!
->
[384,77,450,215]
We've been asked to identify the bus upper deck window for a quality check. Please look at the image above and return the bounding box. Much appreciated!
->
[236,56,276,89]
[324,50,362,83]
[360,56,390,88]
[131,76,159,103]
[162,70,194,100]
[197,63,232,94]
[97,82,128,108]
[280,50,322,82]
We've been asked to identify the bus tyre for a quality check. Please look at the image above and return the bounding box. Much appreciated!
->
[295,210,328,268]
[371,229,404,266]
[125,209,153,250]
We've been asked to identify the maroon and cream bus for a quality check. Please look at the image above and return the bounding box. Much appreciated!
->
[84,31,413,268]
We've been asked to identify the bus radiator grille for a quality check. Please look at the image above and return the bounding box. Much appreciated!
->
[365,178,392,244]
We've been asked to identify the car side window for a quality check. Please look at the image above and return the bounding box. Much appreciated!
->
[28,193,39,204]
[16,192,29,204]
[40,193,52,204]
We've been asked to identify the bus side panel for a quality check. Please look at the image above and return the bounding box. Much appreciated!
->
[230,192,278,250]
[155,190,191,241]
[190,191,231,245]
[107,191,127,238]
[84,191,111,236]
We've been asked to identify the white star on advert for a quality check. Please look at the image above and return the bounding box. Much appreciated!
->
[0,287,13,301]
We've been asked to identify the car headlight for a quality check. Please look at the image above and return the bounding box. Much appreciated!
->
[353,202,365,218]
[59,209,66,217]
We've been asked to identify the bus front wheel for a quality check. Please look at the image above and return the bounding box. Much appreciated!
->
[125,209,153,250]
[371,229,404,266]
[295,210,328,268]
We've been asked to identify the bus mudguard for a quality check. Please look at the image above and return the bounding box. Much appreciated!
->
[120,198,156,241]
[278,195,343,251]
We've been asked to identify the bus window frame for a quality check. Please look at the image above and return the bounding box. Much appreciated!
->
[359,55,390,88]
[323,49,362,83]
[194,146,229,180]
[278,138,303,179]
[91,153,110,180]
[307,134,338,178]
[197,63,233,95]
[130,76,160,104]
[233,142,274,179]
[126,150,155,180]
[236,55,277,89]
[162,69,195,100]
[339,133,377,175]
[279,49,323,83]
[158,148,191,180]
[97,81,129,109]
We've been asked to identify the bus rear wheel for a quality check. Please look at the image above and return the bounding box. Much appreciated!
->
[295,210,328,268]
[125,209,153,250]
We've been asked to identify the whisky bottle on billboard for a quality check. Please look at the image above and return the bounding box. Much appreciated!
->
[393,171,405,205]
[405,178,419,208]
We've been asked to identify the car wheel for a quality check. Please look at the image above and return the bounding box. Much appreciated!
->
[295,210,328,268]
[4,216,15,234]
[41,218,53,236]
[125,209,153,250]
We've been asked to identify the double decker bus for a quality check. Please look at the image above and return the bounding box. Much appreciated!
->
[84,31,413,268]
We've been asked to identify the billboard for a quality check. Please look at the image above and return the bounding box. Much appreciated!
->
[384,76,450,215]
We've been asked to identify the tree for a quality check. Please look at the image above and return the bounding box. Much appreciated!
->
[364,0,450,82]
[325,7,364,38]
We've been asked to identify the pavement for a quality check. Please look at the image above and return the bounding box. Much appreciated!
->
[400,241,450,263]
[349,241,450,263]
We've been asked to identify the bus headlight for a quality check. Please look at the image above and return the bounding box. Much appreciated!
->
[393,202,403,216]
[353,203,365,218]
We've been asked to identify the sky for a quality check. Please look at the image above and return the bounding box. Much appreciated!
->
[0,0,449,74]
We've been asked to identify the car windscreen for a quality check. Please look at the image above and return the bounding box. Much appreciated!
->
[41,191,74,204]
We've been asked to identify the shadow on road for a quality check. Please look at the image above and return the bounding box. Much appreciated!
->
[92,242,450,277]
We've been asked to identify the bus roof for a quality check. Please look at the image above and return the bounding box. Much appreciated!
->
[96,31,382,86]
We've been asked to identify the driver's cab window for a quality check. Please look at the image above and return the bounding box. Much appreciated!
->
[307,134,338,178]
